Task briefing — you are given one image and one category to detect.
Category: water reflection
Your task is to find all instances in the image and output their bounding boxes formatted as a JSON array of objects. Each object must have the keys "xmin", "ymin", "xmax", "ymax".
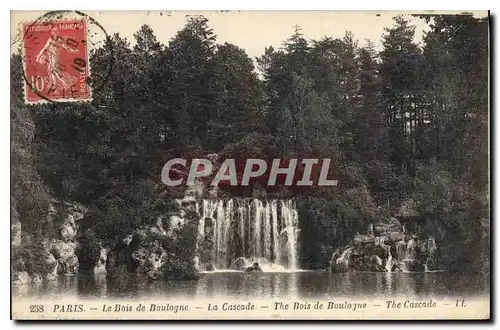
[{"xmin": 12, "ymin": 271, "xmax": 488, "ymax": 300}]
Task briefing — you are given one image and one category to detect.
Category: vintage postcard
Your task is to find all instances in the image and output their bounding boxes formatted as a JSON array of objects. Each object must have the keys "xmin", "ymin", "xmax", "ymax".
[{"xmin": 10, "ymin": 10, "xmax": 490, "ymax": 320}]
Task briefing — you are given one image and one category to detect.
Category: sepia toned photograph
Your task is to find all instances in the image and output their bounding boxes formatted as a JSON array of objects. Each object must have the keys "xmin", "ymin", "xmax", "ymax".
[{"xmin": 10, "ymin": 10, "xmax": 490, "ymax": 320}]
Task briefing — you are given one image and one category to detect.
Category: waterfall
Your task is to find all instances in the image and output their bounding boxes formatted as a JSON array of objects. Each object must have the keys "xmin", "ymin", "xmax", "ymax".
[
  {"xmin": 385, "ymin": 252, "xmax": 394, "ymax": 272},
  {"xmin": 369, "ymin": 223, "xmax": 374, "ymax": 235},
  {"xmin": 380, "ymin": 237, "xmax": 394, "ymax": 272},
  {"xmin": 394, "ymin": 241, "xmax": 406, "ymax": 260},
  {"xmin": 425, "ymin": 237, "xmax": 438, "ymax": 271},
  {"xmin": 336, "ymin": 247, "xmax": 353, "ymax": 272},
  {"xmin": 196, "ymin": 198, "xmax": 300, "ymax": 271},
  {"xmin": 280, "ymin": 200, "xmax": 299, "ymax": 270},
  {"xmin": 428, "ymin": 237, "xmax": 437, "ymax": 256},
  {"xmin": 405, "ymin": 238, "xmax": 417, "ymax": 260}
]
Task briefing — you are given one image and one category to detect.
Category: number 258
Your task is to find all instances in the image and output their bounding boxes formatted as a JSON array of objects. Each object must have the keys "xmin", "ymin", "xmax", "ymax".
[{"xmin": 29, "ymin": 305, "xmax": 44, "ymax": 313}]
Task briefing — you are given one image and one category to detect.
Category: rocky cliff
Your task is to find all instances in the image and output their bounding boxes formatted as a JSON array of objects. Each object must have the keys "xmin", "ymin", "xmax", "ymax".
[
  {"xmin": 12, "ymin": 196, "xmax": 202, "ymax": 285},
  {"xmin": 104, "ymin": 196, "xmax": 200, "ymax": 280},
  {"xmin": 330, "ymin": 218, "xmax": 439, "ymax": 273},
  {"xmin": 12, "ymin": 201, "xmax": 86, "ymax": 285}
]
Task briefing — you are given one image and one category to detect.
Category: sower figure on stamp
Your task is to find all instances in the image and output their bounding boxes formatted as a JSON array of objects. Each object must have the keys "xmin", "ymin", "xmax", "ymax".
[{"xmin": 36, "ymin": 26, "xmax": 78, "ymax": 93}]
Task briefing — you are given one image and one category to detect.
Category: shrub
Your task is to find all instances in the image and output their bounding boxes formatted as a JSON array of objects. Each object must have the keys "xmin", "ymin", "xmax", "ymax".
[
  {"xmin": 160, "ymin": 258, "xmax": 199, "ymax": 280},
  {"xmin": 76, "ymin": 230, "xmax": 102, "ymax": 272}
]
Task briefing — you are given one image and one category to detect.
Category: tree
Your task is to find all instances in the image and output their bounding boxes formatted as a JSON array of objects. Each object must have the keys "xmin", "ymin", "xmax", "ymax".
[
  {"xmin": 354, "ymin": 42, "xmax": 387, "ymax": 162},
  {"xmin": 11, "ymin": 54, "xmax": 50, "ymax": 235},
  {"xmin": 421, "ymin": 14, "xmax": 489, "ymax": 190},
  {"xmin": 152, "ymin": 16, "xmax": 217, "ymax": 150},
  {"xmin": 380, "ymin": 16, "xmax": 423, "ymax": 176},
  {"xmin": 207, "ymin": 42, "xmax": 264, "ymax": 150}
]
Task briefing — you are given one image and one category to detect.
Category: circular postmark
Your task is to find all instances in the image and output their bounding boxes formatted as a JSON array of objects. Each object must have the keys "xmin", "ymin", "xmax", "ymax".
[{"xmin": 20, "ymin": 10, "xmax": 114, "ymax": 104}]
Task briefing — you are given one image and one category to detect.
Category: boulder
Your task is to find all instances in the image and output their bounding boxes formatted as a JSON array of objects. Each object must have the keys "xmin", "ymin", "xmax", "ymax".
[
  {"xmin": 105, "ymin": 248, "xmax": 124, "ymax": 274},
  {"xmin": 405, "ymin": 239, "xmax": 417, "ymax": 260},
  {"xmin": 350, "ymin": 246, "xmax": 366, "ymax": 256},
  {"xmin": 373, "ymin": 218, "xmax": 403, "ymax": 235},
  {"xmin": 373, "ymin": 244, "xmax": 389, "ymax": 259},
  {"xmin": 167, "ymin": 215, "xmax": 185, "ymax": 237},
  {"xmin": 230, "ymin": 257, "xmax": 249, "ymax": 270},
  {"xmin": 21, "ymin": 231, "xmax": 34, "ymax": 246},
  {"xmin": 55, "ymin": 253, "xmax": 78, "ymax": 275},
  {"xmin": 50, "ymin": 240, "xmax": 74, "ymax": 259},
  {"xmin": 373, "ymin": 225, "xmax": 387, "ymax": 235},
  {"xmin": 417, "ymin": 239, "xmax": 428, "ymax": 256},
  {"xmin": 131, "ymin": 248, "xmax": 149, "ymax": 269},
  {"xmin": 330, "ymin": 252, "xmax": 340, "ymax": 272},
  {"xmin": 425, "ymin": 257, "xmax": 438, "ymax": 271},
  {"xmin": 131, "ymin": 240, "xmax": 167, "ymax": 279},
  {"xmin": 193, "ymin": 256, "xmax": 200, "ymax": 272},
  {"xmin": 333, "ymin": 248, "xmax": 353, "ymax": 273},
  {"xmin": 59, "ymin": 206, "xmax": 85, "ymax": 242},
  {"xmin": 32, "ymin": 274, "xmax": 43, "ymax": 283},
  {"xmin": 395, "ymin": 199, "xmax": 419, "ymax": 218},
  {"xmin": 122, "ymin": 234, "xmax": 134, "ymax": 245},
  {"xmin": 370, "ymin": 255, "xmax": 383, "ymax": 267},
  {"xmin": 12, "ymin": 271, "xmax": 31, "ymax": 286},
  {"xmin": 60, "ymin": 222, "xmax": 76, "ymax": 242},
  {"xmin": 14, "ymin": 246, "xmax": 61, "ymax": 280},
  {"xmin": 387, "ymin": 218, "xmax": 403, "ymax": 231},
  {"xmin": 44, "ymin": 252, "xmax": 59, "ymax": 280},
  {"xmin": 94, "ymin": 247, "xmax": 108, "ymax": 274},
  {"xmin": 181, "ymin": 200, "xmax": 199, "ymax": 214},
  {"xmin": 353, "ymin": 234, "xmax": 376, "ymax": 245},
  {"xmin": 12, "ymin": 248, "xmax": 30, "ymax": 272},
  {"xmin": 399, "ymin": 259, "xmax": 425, "ymax": 272},
  {"xmin": 147, "ymin": 226, "xmax": 167, "ymax": 240},
  {"xmin": 130, "ymin": 230, "xmax": 147, "ymax": 248},
  {"xmin": 394, "ymin": 241, "xmax": 407, "ymax": 260},
  {"xmin": 385, "ymin": 232, "xmax": 405, "ymax": 243},
  {"xmin": 12, "ymin": 220, "xmax": 22, "ymax": 248}
]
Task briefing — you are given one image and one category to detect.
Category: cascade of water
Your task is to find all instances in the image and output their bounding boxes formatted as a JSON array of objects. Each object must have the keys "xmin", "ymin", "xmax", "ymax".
[
  {"xmin": 287, "ymin": 200, "xmax": 299, "ymax": 269},
  {"xmin": 271, "ymin": 200, "xmax": 279, "ymax": 264},
  {"xmin": 405, "ymin": 238, "xmax": 416, "ymax": 260},
  {"xmin": 196, "ymin": 198, "xmax": 299, "ymax": 270},
  {"xmin": 238, "ymin": 201, "xmax": 246, "ymax": 258},
  {"xmin": 399, "ymin": 260, "xmax": 409, "ymax": 272},
  {"xmin": 336, "ymin": 247, "xmax": 353, "ymax": 271},
  {"xmin": 222, "ymin": 200, "xmax": 233, "ymax": 267},
  {"xmin": 428, "ymin": 237, "xmax": 437, "ymax": 256},
  {"xmin": 253, "ymin": 199, "xmax": 262, "ymax": 258},
  {"xmin": 424, "ymin": 237, "xmax": 438, "ymax": 271},
  {"xmin": 369, "ymin": 223, "xmax": 374, "ymax": 235},
  {"xmin": 395, "ymin": 241, "xmax": 406, "ymax": 260},
  {"xmin": 278, "ymin": 199, "xmax": 298, "ymax": 269},
  {"xmin": 380, "ymin": 237, "xmax": 394, "ymax": 272},
  {"xmin": 385, "ymin": 252, "xmax": 394, "ymax": 272},
  {"xmin": 263, "ymin": 202, "xmax": 272, "ymax": 261}
]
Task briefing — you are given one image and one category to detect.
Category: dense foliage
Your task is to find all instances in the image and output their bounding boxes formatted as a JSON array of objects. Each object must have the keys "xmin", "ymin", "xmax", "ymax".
[{"xmin": 11, "ymin": 14, "xmax": 489, "ymax": 272}]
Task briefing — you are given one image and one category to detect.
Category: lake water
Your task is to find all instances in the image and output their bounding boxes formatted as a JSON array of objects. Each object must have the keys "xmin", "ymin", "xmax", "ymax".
[{"xmin": 12, "ymin": 270, "xmax": 489, "ymax": 300}]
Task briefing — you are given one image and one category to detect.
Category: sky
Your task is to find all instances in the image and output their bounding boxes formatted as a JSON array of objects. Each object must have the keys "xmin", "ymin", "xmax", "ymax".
[
  {"xmin": 10, "ymin": 10, "xmax": 488, "ymax": 60},
  {"xmin": 11, "ymin": 11, "xmax": 487, "ymax": 59}
]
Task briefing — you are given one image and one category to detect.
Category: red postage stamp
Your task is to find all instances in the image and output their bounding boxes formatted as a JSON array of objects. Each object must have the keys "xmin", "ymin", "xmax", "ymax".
[{"xmin": 22, "ymin": 20, "xmax": 91, "ymax": 103}]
